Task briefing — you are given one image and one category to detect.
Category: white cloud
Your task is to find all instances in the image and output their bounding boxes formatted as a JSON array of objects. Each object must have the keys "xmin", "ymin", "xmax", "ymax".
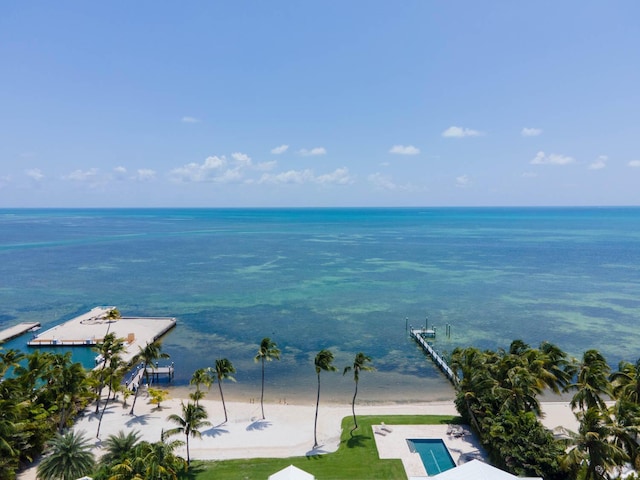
[
  {"xmin": 368, "ymin": 173, "xmax": 397, "ymax": 190},
  {"xmin": 25, "ymin": 168, "xmax": 44, "ymax": 181},
  {"xmin": 315, "ymin": 167, "xmax": 352, "ymax": 185},
  {"xmin": 271, "ymin": 145, "xmax": 289, "ymax": 155},
  {"xmin": 64, "ymin": 168, "xmax": 100, "ymax": 182},
  {"xmin": 442, "ymin": 126, "xmax": 482, "ymax": 138},
  {"xmin": 521, "ymin": 127, "xmax": 542, "ymax": 137},
  {"xmin": 588, "ymin": 155, "xmax": 608, "ymax": 170},
  {"xmin": 133, "ymin": 169, "xmax": 156, "ymax": 182},
  {"xmin": 231, "ymin": 152, "xmax": 252, "ymax": 167},
  {"xmin": 530, "ymin": 151, "xmax": 575, "ymax": 165},
  {"xmin": 389, "ymin": 145, "xmax": 420, "ymax": 155},
  {"xmin": 169, "ymin": 156, "xmax": 229, "ymax": 183},
  {"xmin": 379, "ymin": 162, "xmax": 390, "ymax": 167},
  {"xmin": 298, "ymin": 147, "xmax": 327, "ymax": 156},
  {"xmin": 258, "ymin": 167, "xmax": 351, "ymax": 185},
  {"xmin": 255, "ymin": 160, "xmax": 277, "ymax": 171},
  {"xmin": 181, "ymin": 116, "xmax": 199, "ymax": 123},
  {"xmin": 629, "ymin": 160, "xmax": 640, "ymax": 168},
  {"xmin": 258, "ymin": 169, "xmax": 314, "ymax": 185},
  {"xmin": 455, "ymin": 175, "xmax": 471, "ymax": 187}
]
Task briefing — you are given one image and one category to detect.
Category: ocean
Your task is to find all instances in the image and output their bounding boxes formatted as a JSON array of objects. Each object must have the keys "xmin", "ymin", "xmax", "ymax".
[{"xmin": 1, "ymin": 207, "xmax": 639, "ymax": 404}]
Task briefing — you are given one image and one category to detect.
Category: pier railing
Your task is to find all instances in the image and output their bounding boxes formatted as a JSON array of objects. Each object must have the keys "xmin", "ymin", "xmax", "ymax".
[{"xmin": 410, "ymin": 328, "xmax": 458, "ymax": 386}]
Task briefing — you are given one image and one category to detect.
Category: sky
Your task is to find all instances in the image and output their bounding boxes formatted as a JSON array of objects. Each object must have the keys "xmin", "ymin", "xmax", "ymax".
[{"xmin": 1, "ymin": 1, "xmax": 639, "ymax": 208}]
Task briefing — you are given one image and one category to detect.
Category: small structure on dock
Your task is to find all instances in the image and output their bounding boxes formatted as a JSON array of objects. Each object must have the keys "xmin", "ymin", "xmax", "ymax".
[{"xmin": 410, "ymin": 327, "xmax": 458, "ymax": 385}]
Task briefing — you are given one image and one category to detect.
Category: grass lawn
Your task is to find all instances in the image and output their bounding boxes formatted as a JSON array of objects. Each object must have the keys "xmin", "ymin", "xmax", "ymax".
[{"xmin": 187, "ymin": 414, "xmax": 461, "ymax": 480}]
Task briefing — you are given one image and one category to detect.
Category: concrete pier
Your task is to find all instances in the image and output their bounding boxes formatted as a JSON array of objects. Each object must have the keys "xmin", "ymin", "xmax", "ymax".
[
  {"xmin": 27, "ymin": 307, "xmax": 177, "ymax": 364},
  {"xmin": 0, "ymin": 322, "xmax": 41, "ymax": 343}
]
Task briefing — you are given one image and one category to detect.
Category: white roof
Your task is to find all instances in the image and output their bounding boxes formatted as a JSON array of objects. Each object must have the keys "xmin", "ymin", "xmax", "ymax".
[
  {"xmin": 268, "ymin": 464, "xmax": 315, "ymax": 480},
  {"xmin": 430, "ymin": 460, "xmax": 542, "ymax": 480}
]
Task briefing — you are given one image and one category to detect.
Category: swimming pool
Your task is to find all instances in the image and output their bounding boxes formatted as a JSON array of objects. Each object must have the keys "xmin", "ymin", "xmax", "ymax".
[{"xmin": 408, "ymin": 439, "xmax": 456, "ymax": 475}]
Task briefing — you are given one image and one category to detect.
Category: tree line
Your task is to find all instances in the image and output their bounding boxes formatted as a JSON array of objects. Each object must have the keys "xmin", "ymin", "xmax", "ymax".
[
  {"xmin": 450, "ymin": 340, "xmax": 640, "ymax": 480},
  {"xmin": 0, "ymin": 333, "xmax": 374, "ymax": 480}
]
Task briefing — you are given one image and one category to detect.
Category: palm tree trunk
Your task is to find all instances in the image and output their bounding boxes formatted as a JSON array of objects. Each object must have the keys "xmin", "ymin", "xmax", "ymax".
[
  {"xmin": 218, "ymin": 381, "xmax": 228, "ymax": 424},
  {"xmin": 351, "ymin": 380, "xmax": 359, "ymax": 431},
  {"xmin": 97, "ymin": 381, "xmax": 113, "ymax": 438},
  {"xmin": 186, "ymin": 433, "xmax": 190, "ymax": 466},
  {"xmin": 314, "ymin": 373, "xmax": 321, "ymax": 448},
  {"xmin": 260, "ymin": 358, "xmax": 265, "ymax": 419},
  {"xmin": 129, "ymin": 362, "xmax": 146, "ymax": 415}
]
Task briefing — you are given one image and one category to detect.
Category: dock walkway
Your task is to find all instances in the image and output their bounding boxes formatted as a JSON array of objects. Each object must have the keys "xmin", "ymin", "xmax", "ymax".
[
  {"xmin": 126, "ymin": 363, "xmax": 175, "ymax": 391},
  {"xmin": 410, "ymin": 328, "xmax": 458, "ymax": 385},
  {"xmin": 0, "ymin": 322, "xmax": 41, "ymax": 343}
]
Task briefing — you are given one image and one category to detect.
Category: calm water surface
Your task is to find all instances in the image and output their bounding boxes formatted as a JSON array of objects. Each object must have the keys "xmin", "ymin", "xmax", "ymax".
[{"xmin": 1, "ymin": 208, "xmax": 639, "ymax": 403}]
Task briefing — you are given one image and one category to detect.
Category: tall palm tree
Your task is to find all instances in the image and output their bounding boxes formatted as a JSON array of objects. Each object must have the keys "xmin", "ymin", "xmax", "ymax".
[
  {"xmin": 313, "ymin": 349, "xmax": 337, "ymax": 448},
  {"xmin": 93, "ymin": 332, "xmax": 126, "ymax": 414},
  {"xmin": 214, "ymin": 358, "xmax": 236, "ymax": 424},
  {"xmin": 165, "ymin": 402, "xmax": 211, "ymax": 466},
  {"xmin": 569, "ymin": 349, "xmax": 611, "ymax": 413},
  {"xmin": 129, "ymin": 341, "xmax": 169, "ymax": 415},
  {"xmin": 343, "ymin": 352, "xmax": 374, "ymax": 432},
  {"xmin": 36, "ymin": 430, "xmax": 95, "ymax": 480},
  {"xmin": 254, "ymin": 337, "xmax": 280, "ymax": 420}
]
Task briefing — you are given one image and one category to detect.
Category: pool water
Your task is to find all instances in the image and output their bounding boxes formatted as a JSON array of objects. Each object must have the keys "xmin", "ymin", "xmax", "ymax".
[{"xmin": 408, "ymin": 439, "xmax": 456, "ymax": 475}]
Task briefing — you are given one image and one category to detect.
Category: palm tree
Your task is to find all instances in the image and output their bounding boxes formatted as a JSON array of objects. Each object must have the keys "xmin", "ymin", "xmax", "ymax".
[
  {"xmin": 569, "ymin": 349, "xmax": 611, "ymax": 413},
  {"xmin": 108, "ymin": 439, "xmax": 186, "ymax": 480},
  {"xmin": 561, "ymin": 407, "xmax": 629, "ymax": 479},
  {"xmin": 129, "ymin": 341, "xmax": 169, "ymax": 415},
  {"xmin": 36, "ymin": 431, "xmax": 95, "ymax": 480},
  {"xmin": 165, "ymin": 402, "xmax": 211, "ymax": 466},
  {"xmin": 343, "ymin": 352, "xmax": 374, "ymax": 432},
  {"xmin": 611, "ymin": 358, "xmax": 640, "ymax": 404},
  {"xmin": 313, "ymin": 349, "xmax": 337, "ymax": 448},
  {"xmin": 254, "ymin": 337, "xmax": 281, "ymax": 420},
  {"xmin": 0, "ymin": 348, "xmax": 25, "ymax": 379},
  {"xmin": 93, "ymin": 332, "xmax": 126, "ymax": 414},
  {"xmin": 213, "ymin": 358, "xmax": 236, "ymax": 424},
  {"xmin": 189, "ymin": 367, "xmax": 212, "ymax": 406},
  {"xmin": 101, "ymin": 430, "xmax": 141, "ymax": 467}
]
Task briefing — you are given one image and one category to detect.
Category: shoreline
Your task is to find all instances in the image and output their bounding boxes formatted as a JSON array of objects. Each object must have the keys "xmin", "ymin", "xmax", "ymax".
[{"xmin": 16, "ymin": 389, "xmax": 579, "ymax": 480}]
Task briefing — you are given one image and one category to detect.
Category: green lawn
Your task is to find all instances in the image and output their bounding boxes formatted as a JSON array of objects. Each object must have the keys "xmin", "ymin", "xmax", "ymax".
[{"xmin": 187, "ymin": 414, "xmax": 461, "ymax": 480}]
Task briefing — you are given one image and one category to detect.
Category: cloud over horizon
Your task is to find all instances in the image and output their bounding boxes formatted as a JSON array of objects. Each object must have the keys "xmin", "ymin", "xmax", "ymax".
[
  {"xmin": 442, "ymin": 126, "xmax": 482, "ymax": 138},
  {"xmin": 521, "ymin": 127, "xmax": 542, "ymax": 137},
  {"xmin": 389, "ymin": 145, "xmax": 420, "ymax": 155},
  {"xmin": 530, "ymin": 151, "xmax": 575, "ymax": 166}
]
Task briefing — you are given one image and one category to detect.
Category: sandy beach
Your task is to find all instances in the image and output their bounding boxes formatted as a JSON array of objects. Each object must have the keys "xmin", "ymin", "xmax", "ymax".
[{"xmin": 16, "ymin": 386, "xmax": 579, "ymax": 479}]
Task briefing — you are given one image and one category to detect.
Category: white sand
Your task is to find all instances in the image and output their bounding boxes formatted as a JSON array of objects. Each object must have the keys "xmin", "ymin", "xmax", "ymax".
[{"xmin": 16, "ymin": 390, "xmax": 580, "ymax": 480}]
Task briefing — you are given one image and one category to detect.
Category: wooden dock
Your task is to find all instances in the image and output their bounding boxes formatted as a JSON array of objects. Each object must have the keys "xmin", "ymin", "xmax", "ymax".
[
  {"xmin": 410, "ymin": 328, "xmax": 458, "ymax": 385},
  {"xmin": 126, "ymin": 363, "xmax": 175, "ymax": 391},
  {"xmin": 0, "ymin": 322, "xmax": 41, "ymax": 343}
]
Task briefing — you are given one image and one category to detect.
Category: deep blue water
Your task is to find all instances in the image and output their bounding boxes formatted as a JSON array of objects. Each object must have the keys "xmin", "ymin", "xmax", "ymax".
[{"xmin": 1, "ymin": 207, "xmax": 639, "ymax": 403}]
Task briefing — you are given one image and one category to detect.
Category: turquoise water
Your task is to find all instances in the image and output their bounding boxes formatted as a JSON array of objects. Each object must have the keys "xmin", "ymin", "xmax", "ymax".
[
  {"xmin": 409, "ymin": 439, "xmax": 456, "ymax": 475},
  {"xmin": 1, "ymin": 208, "xmax": 639, "ymax": 403}
]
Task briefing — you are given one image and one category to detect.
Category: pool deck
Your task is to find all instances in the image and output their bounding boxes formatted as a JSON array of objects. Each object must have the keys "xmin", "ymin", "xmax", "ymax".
[
  {"xmin": 27, "ymin": 306, "xmax": 177, "ymax": 364},
  {"xmin": 373, "ymin": 423, "xmax": 486, "ymax": 479}
]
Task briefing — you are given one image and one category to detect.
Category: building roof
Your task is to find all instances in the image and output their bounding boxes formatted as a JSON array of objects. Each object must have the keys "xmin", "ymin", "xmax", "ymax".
[{"xmin": 430, "ymin": 460, "xmax": 542, "ymax": 480}]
